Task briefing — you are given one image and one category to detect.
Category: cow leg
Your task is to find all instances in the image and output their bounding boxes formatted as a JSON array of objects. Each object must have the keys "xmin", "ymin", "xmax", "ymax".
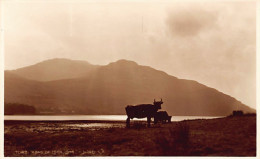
[
  {"xmin": 168, "ymin": 116, "xmax": 172, "ymax": 123},
  {"xmin": 126, "ymin": 117, "xmax": 130, "ymax": 128},
  {"xmin": 154, "ymin": 117, "xmax": 158, "ymax": 124},
  {"xmin": 147, "ymin": 116, "xmax": 151, "ymax": 127}
]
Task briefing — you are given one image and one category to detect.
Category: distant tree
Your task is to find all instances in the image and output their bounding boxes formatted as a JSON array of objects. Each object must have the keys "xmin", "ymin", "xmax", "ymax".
[{"xmin": 4, "ymin": 103, "xmax": 36, "ymax": 115}]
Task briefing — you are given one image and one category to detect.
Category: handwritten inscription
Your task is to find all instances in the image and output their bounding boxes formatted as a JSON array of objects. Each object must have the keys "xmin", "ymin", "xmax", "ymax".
[{"xmin": 14, "ymin": 149, "xmax": 105, "ymax": 156}]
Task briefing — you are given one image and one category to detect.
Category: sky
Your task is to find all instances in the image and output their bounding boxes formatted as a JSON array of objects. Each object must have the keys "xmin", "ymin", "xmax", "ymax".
[{"xmin": 2, "ymin": 0, "xmax": 257, "ymax": 108}]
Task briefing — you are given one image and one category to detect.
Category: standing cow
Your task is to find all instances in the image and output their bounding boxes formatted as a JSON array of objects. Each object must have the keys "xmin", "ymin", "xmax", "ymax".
[{"xmin": 125, "ymin": 99, "xmax": 163, "ymax": 127}]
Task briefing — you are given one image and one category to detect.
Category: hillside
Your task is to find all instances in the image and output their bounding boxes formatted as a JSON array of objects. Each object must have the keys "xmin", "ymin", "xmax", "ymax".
[
  {"xmin": 4, "ymin": 59, "xmax": 255, "ymax": 116},
  {"xmin": 4, "ymin": 103, "xmax": 36, "ymax": 115},
  {"xmin": 9, "ymin": 58, "xmax": 99, "ymax": 81}
]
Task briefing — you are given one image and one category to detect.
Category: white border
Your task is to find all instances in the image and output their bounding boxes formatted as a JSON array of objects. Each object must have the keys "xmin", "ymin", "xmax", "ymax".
[
  {"xmin": 1, "ymin": 0, "xmax": 259, "ymax": 159},
  {"xmin": 0, "ymin": 0, "xmax": 5, "ymax": 159}
]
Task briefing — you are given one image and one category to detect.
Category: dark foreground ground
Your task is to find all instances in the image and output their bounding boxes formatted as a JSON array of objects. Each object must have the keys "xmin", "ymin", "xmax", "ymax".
[{"xmin": 4, "ymin": 115, "xmax": 256, "ymax": 156}]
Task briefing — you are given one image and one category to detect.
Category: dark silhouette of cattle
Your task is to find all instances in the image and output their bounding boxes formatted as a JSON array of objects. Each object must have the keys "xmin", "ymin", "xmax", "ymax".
[
  {"xmin": 154, "ymin": 111, "xmax": 172, "ymax": 124},
  {"xmin": 125, "ymin": 99, "xmax": 163, "ymax": 127},
  {"xmin": 233, "ymin": 110, "xmax": 244, "ymax": 116}
]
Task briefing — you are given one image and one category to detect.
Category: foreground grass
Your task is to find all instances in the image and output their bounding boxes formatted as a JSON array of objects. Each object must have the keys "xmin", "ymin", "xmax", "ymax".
[{"xmin": 4, "ymin": 115, "xmax": 256, "ymax": 156}]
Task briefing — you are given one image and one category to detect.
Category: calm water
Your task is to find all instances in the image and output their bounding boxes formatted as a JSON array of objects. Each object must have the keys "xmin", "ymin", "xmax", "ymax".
[{"xmin": 4, "ymin": 115, "xmax": 221, "ymax": 121}]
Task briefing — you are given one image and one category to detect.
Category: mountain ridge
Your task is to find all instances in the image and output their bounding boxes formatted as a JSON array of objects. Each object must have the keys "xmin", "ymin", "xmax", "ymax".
[
  {"xmin": 4, "ymin": 58, "xmax": 255, "ymax": 116},
  {"xmin": 9, "ymin": 58, "xmax": 100, "ymax": 81}
]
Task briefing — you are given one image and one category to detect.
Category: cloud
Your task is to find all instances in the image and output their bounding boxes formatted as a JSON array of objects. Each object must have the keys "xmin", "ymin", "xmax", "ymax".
[
  {"xmin": 162, "ymin": 2, "xmax": 256, "ymax": 108},
  {"xmin": 166, "ymin": 6, "xmax": 218, "ymax": 37}
]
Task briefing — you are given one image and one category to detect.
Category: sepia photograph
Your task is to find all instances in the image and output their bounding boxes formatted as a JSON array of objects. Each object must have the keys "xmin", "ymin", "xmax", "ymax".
[{"xmin": 0, "ymin": 0, "xmax": 258, "ymax": 157}]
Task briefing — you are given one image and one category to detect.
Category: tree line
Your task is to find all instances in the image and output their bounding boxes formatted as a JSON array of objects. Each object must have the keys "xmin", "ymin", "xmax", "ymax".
[{"xmin": 4, "ymin": 103, "xmax": 36, "ymax": 115}]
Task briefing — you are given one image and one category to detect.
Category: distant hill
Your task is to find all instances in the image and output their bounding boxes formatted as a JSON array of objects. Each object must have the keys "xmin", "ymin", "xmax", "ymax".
[
  {"xmin": 9, "ymin": 58, "xmax": 99, "ymax": 81},
  {"xmin": 5, "ymin": 103, "xmax": 36, "ymax": 115},
  {"xmin": 4, "ymin": 59, "xmax": 255, "ymax": 116}
]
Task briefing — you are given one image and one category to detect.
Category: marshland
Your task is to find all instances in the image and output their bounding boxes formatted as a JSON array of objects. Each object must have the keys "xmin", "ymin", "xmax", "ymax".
[{"xmin": 4, "ymin": 114, "xmax": 256, "ymax": 156}]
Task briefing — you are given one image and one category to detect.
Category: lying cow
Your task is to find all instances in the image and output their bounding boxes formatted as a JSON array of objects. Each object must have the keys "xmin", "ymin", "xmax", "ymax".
[
  {"xmin": 154, "ymin": 111, "xmax": 172, "ymax": 124},
  {"xmin": 125, "ymin": 99, "xmax": 163, "ymax": 127}
]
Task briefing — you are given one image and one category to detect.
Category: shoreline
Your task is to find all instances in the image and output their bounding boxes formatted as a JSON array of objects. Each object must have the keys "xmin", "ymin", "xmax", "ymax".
[
  {"xmin": 4, "ymin": 115, "xmax": 256, "ymax": 156},
  {"xmin": 4, "ymin": 115, "xmax": 224, "ymax": 122}
]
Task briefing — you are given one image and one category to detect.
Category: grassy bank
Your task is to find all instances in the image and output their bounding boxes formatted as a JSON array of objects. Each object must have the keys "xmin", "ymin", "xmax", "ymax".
[{"xmin": 4, "ymin": 115, "xmax": 256, "ymax": 156}]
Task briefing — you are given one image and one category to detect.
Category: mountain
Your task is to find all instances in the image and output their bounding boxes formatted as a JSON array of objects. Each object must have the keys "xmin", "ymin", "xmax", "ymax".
[
  {"xmin": 9, "ymin": 58, "xmax": 99, "ymax": 81},
  {"xmin": 4, "ymin": 59, "xmax": 255, "ymax": 116}
]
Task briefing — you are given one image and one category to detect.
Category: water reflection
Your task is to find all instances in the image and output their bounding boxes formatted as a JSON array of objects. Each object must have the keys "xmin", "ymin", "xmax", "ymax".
[
  {"xmin": 67, "ymin": 123, "xmax": 124, "ymax": 130},
  {"xmin": 4, "ymin": 115, "xmax": 221, "ymax": 121}
]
